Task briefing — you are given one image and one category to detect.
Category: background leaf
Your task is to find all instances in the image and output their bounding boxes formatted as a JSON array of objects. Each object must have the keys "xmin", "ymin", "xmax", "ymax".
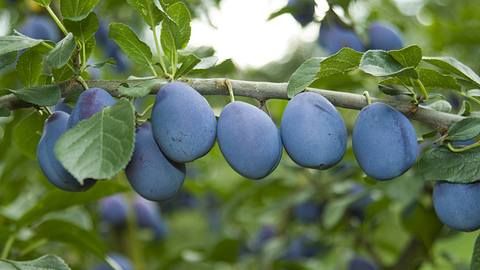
[
  {"xmin": 60, "ymin": 0, "xmax": 99, "ymax": 21},
  {"xmin": 13, "ymin": 111, "xmax": 47, "ymax": 160},
  {"xmin": 0, "ymin": 36, "xmax": 44, "ymax": 55},
  {"xmin": 109, "ymin": 23, "xmax": 154, "ymax": 70},
  {"xmin": 46, "ymin": 33, "xmax": 76, "ymax": 69},
  {"xmin": 1, "ymin": 255, "xmax": 71, "ymax": 270},
  {"xmin": 16, "ymin": 49, "xmax": 43, "ymax": 87},
  {"xmin": 64, "ymin": 13, "xmax": 99, "ymax": 43},
  {"xmin": 423, "ymin": 56, "xmax": 480, "ymax": 87}
]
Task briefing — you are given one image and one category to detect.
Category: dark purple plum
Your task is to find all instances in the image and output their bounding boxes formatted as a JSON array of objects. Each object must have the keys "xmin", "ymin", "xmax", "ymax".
[
  {"xmin": 433, "ymin": 181, "xmax": 480, "ymax": 232},
  {"xmin": 126, "ymin": 123, "xmax": 186, "ymax": 201},
  {"xmin": 318, "ymin": 22, "xmax": 365, "ymax": 54},
  {"xmin": 367, "ymin": 22, "xmax": 404, "ymax": 51},
  {"xmin": 93, "ymin": 253, "xmax": 132, "ymax": 270},
  {"xmin": 281, "ymin": 92, "xmax": 347, "ymax": 169},
  {"xmin": 151, "ymin": 82, "xmax": 216, "ymax": 163},
  {"xmin": 37, "ymin": 112, "xmax": 95, "ymax": 191},
  {"xmin": 19, "ymin": 16, "xmax": 60, "ymax": 41},
  {"xmin": 217, "ymin": 101, "xmax": 282, "ymax": 179},
  {"xmin": 68, "ymin": 88, "xmax": 116, "ymax": 128},
  {"xmin": 53, "ymin": 99, "xmax": 72, "ymax": 114},
  {"xmin": 293, "ymin": 201, "xmax": 323, "ymax": 223},
  {"xmin": 134, "ymin": 196, "xmax": 168, "ymax": 239},
  {"xmin": 352, "ymin": 103, "xmax": 418, "ymax": 180},
  {"xmin": 99, "ymin": 195, "xmax": 128, "ymax": 227},
  {"xmin": 287, "ymin": 0, "xmax": 315, "ymax": 26},
  {"xmin": 348, "ymin": 256, "xmax": 378, "ymax": 270}
]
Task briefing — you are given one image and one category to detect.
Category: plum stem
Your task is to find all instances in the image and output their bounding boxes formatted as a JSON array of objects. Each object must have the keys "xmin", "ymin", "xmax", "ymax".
[
  {"xmin": 225, "ymin": 79, "xmax": 235, "ymax": 102},
  {"xmin": 447, "ymin": 142, "xmax": 480, "ymax": 153},
  {"xmin": 363, "ymin": 91, "xmax": 372, "ymax": 105},
  {"xmin": 1, "ymin": 234, "xmax": 16, "ymax": 259},
  {"xmin": 416, "ymin": 79, "xmax": 429, "ymax": 101},
  {"xmin": 45, "ymin": 6, "xmax": 68, "ymax": 36}
]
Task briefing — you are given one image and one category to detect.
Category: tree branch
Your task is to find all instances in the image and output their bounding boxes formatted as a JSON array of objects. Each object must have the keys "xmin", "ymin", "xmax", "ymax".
[{"xmin": 0, "ymin": 78, "xmax": 464, "ymax": 129}]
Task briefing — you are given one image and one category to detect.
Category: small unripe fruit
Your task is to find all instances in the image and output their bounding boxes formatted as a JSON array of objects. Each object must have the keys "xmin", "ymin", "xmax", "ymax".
[
  {"xmin": 37, "ymin": 112, "xmax": 95, "ymax": 191},
  {"xmin": 151, "ymin": 82, "xmax": 217, "ymax": 163},
  {"xmin": 352, "ymin": 103, "xmax": 418, "ymax": 180},
  {"xmin": 126, "ymin": 123, "xmax": 186, "ymax": 201},
  {"xmin": 217, "ymin": 101, "xmax": 282, "ymax": 179},
  {"xmin": 68, "ymin": 88, "xmax": 116, "ymax": 128},
  {"xmin": 281, "ymin": 92, "xmax": 347, "ymax": 169},
  {"xmin": 433, "ymin": 181, "xmax": 480, "ymax": 232}
]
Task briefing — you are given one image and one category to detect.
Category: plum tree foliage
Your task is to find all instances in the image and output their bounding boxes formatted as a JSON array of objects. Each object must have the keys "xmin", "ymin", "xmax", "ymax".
[{"xmin": 1, "ymin": 0, "xmax": 480, "ymax": 269}]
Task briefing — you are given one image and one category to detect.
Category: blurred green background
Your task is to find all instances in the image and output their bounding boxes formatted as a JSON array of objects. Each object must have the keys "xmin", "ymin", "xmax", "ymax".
[{"xmin": 0, "ymin": 0, "xmax": 479, "ymax": 269}]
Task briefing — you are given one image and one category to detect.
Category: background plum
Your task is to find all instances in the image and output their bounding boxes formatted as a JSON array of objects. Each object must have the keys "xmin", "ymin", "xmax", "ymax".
[
  {"xmin": 282, "ymin": 235, "xmax": 320, "ymax": 260},
  {"xmin": 68, "ymin": 88, "xmax": 116, "ymax": 128},
  {"xmin": 37, "ymin": 112, "xmax": 95, "ymax": 191},
  {"xmin": 93, "ymin": 253, "xmax": 132, "ymax": 270},
  {"xmin": 217, "ymin": 101, "xmax": 282, "ymax": 179},
  {"xmin": 18, "ymin": 15, "xmax": 60, "ymax": 41},
  {"xmin": 348, "ymin": 256, "xmax": 378, "ymax": 270},
  {"xmin": 287, "ymin": 0, "xmax": 315, "ymax": 26},
  {"xmin": 433, "ymin": 181, "xmax": 480, "ymax": 232},
  {"xmin": 318, "ymin": 21, "xmax": 365, "ymax": 54},
  {"xmin": 293, "ymin": 201, "xmax": 323, "ymax": 223},
  {"xmin": 281, "ymin": 92, "xmax": 347, "ymax": 169},
  {"xmin": 151, "ymin": 82, "xmax": 217, "ymax": 163},
  {"xmin": 99, "ymin": 195, "xmax": 128, "ymax": 227},
  {"xmin": 95, "ymin": 20, "xmax": 130, "ymax": 72},
  {"xmin": 367, "ymin": 22, "xmax": 404, "ymax": 51},
  {"xmin": 125, "ymin": 123, "xmax": 186, "ymax": 201},
  {"xmin": 352, "ymin": 103, "xmax": 418, "ymax": 180}
]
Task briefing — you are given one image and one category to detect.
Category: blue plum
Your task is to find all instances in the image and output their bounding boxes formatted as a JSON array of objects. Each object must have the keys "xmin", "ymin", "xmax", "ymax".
[
  {"xmin": 251, "ymin": 225, "xmax": 276, "ymax": 251},
  {"xmin": 287, "ymin": 0, "xmax": 315, "ymax": 26},
  {"xmin": 318, "ymin": 22, "xmax": 365, "ymax": 54},
  {"xmin": 99, "ymin": 195, "xmax": 128, "ymax": 227},
  {"xmin": 348, "ymin": 184, "xmax": 374, "ymax": 220},
  {"xmin": 282, "ymin": 236, "xmax": 320, "ymax": 260},
  {"xmin": 126, "ymin": 123, "xmax": 186, "ymax": 201},
  {"xmin": 95, "ymin": 20, "xmax": 130, "ymax": 72},
  {"xmin": 19, "ymin": 16, "xmax": 60, "ymax": 41},
  {"xmin": 217, "ymin": 101, "xmax": 282, "ymax": 179},
  {"xmin": 53, "ymin": 99, "xmax": 72, "ymax": 114},
  {"xmin": 281, "ymin": 92, "xmax": 347, "ymax": 169},
  {"xmin": 352, "ymin": 103, "xmax": 418, "ymax": 180},
  {"xmin": 368, "ymin": 22, "xmax": 404, "ymax": 51},
  {"xmin": 151, "ymin": 82, "xmax": 216, "ymax": 163},
  {"xmin": 93, "ymin": 253, "xmax": 132, "ymax": 270},
  {"xmin": 293, "ymin": 201, "xmax": 323, "ymax": 223},
  {"xmin": 37, "ymin": 112, "xmax": 95, "ymax": 191},
  {"xmin": 433, "ymin": 181, "xmax": 480, "ymax": 232},
  {"xmin": 348, "ymin": 256, "xmax": 378, "ymax": 270},
  {"xmin": 134, "ymin": 196, "xmax": 168, "ymax": 239},
  {"xmin": 68, "ymin": 88, "xmax": 116, "ymax": 128}
]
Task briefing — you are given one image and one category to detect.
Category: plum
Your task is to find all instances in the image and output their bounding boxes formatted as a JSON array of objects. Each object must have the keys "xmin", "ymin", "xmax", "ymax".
[
  {"xmin": 134, "ymin": 196, "xmax": 168, "ymax": 239},
  {"xmin": 93, "ymin": 253, "xmax": 132, "ymax": 270},
  {"xmin": 99, "ymin": 195, "xmax": 128, "ymax": 227},
  {"xmin": 19, "ymin": 16, "xmax": 60, "ymax": 41},
  {"xmin": 151, "ymin": 82, "xmax": 216, "ymax": 163},
  {"xmin": 68, "ymin": 88, "xmax": 116, "ymax": 128},
  {"xmin": 37, "ymin": 112, "xmax": 95, "ymax": 191},
  {"xmin": 318, "ymin": 22, "xmax": 365, "ymax": 54},
  {"xmin": 368, "ymin": 22, "xmax": 404, "ymax": 51},
  {"xmin": 217, "ymin": 101, "xmax": 282, "ymax": 179},
  {"xmin": 293, "ymin": 201, "xmax": 323, "ymax": 223},
  {"xmin": 251, "ymin": 225, "xmax": 276, "ymax": 251},
  {"xmin": 348, "ymin": 256, "xmax": 378, "ymax": 270},
  {"xmin": 53, "ymin": 99, "xmax": 72, "ymax": 114},
  {"xmin": 126, "ymin": 123, "xmax": 186, "ymax": 201},
  {"xmin": 287, "ymin": 0, "xmax": 315, "ymax": 26},
  {"xmin": 352, "ymin": 103, "xmax": 418, "ymax": 180},
  {"xmin": 96, "ymin": 20, "xmax": 130, "ymax": 72},
  {"xmin": 281, "ymin": 92, "xmax": 347, "ymax": 169},
  {"xmin": 282, "ymin": 236, "xmax": 320, "ymax": 260},
  {"xmin": 433, "ymin": 181, "xmax": 480, "ymax": 232}
]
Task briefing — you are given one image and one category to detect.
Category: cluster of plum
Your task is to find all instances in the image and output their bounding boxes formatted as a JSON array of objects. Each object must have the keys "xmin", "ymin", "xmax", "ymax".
[
  {"xmin": 38, "ymin": 82, "xmax": 419, "ymax": 203},
  {"xmin": 287, "ymin": 0, "xmax": 404, "ymax": 53}
]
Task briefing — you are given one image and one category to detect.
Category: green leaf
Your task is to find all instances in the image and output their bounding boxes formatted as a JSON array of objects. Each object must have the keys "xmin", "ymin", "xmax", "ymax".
[
  {"xmin": 16, "ymin": 49, "xmax": 43, "ymax": 87},
  {"xmin": 175, "ymin": 54, "xmax": 201, "ymax": 78},
  {"xmin": 379, "ymin": 69, "xmax": 461, "ymax": 90},
  {"xmin": 0, "ymin": 107, "xmax": 10, "ymax": 117},
  {"xmin": 287, "ymin": 57, "xmax": 322, "ymax": 98},
  {"xmin": 109, "ymin": 23, "xmax": 154, "ymax": 70},
  {"xmin": 18, "ymin": 181, "xmax": 128, "ymax": 227},
  {"xmin": 423, "ymin": 56, "xmax": 480, "ymax": 87},
  {"xmin": 13, "ymin": 111, "xmax": 47, "ymax": 160},
  {"xmin": 118, "ymin": 79, "xmax": 160, "ymax": 98},
  {"xmin": 60, "ymin": 0, "xmax": 99, "ymax": 21},
  {"xmin": 446, "ymin": 118, "xmax": 480, "ymax": 141},
  {"xmin": 0, "ymin": 52, "xmax": 17, "ymax": 70},
  {"xmin": 425, "ymin": 100, "xmax": 452, "ymax": 113},
  {"xmin": 401, "ymin": 203, "xmax": 442, "ymax": 247},
  {"xmin": 33, "ymin": 0, "xmax": 52, "ymax": 7},
  {"xmin": 0, "ymin": 35, "xmax": 44, "ymax": 55},
  {"xmin": 165, "ymin": 2, "xmax": 192, "ymax": 50},
  {"xmin": 10, "ymin": 85, "xmax": 61, "ymax": 106},
  {"xmin": 317, "ymin": 47, "xmax": 363, "ymax": 78},
  {"xmin": 33, "ymin": 220, "xmax": 107, "ymax": 258},
  {"xmin": 267, "ymin": 6, "xmax": 295, "ymax": 21},
  {"xmin": 1, "ymin": 255, "xmax": 71, "ymax": 270},
  {"xmin": 46, "ymin": 33, "xmax": 76, "ymax": 69},
  {"xmin": 471, "ymin": 233, "xmax": 480, "ymax": 270},
  {"xmin": 418, "ymin": 146, "xmax": 480, "ymax": 183},
  {"xmin": 64, "ymin": 13, "xmax": 99, "ymax": 43},
  {"xmin": 161, "ymin": 25, "xmax": 177, "ymax": 66},
  {"xmin": 360, "ymin": 50, "xmax": 418, "ymax": 78},
  {"xmin": 55, "ymin": 100, "xmax": 135, "ymax": 183},
  {"xmin": 389, "ymin": 45, "xmax": 422, "ymax": 67},
  {"xmin": 322, "ymin": 193, "xmax": 362, "ymax": 229},
  {"xmin": 127, "ymin": 0, "xmax": 167, "ymax": 29}
]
